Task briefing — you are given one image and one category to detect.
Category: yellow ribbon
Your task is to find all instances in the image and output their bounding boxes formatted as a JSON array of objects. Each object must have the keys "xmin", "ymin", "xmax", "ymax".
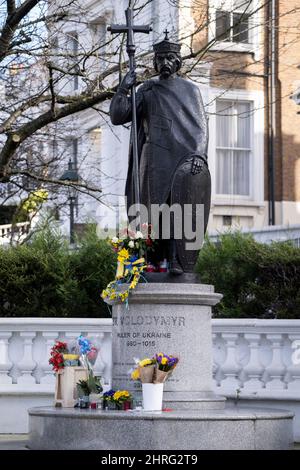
[{"xmin": 116, "ymin": 257, "xmax": 145, "ymax": 279}]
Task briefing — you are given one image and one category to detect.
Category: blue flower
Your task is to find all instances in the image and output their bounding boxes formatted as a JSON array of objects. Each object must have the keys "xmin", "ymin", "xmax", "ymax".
[{"xmin": 77, "ymin": 335, "xmax": 91, "ymax": 355}]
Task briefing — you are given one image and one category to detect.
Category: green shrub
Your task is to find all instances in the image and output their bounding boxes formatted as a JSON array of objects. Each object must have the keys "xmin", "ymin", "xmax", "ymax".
[
  {"xmin": 196, "ymin": 232, "xmax": 300, "ymax": 319},
  {"xmin": 69, "ymin": 226, "xmax": 117, "ymax": 318},
  {"xmin": 0, "ymin": 226, "xmax": 116, "ymax": 318}
]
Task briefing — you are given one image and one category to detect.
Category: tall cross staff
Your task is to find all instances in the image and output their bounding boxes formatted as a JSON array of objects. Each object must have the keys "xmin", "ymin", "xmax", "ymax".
[{"xmin": 107, "ymin": 7, "xmax": 152, "ymax": 230}]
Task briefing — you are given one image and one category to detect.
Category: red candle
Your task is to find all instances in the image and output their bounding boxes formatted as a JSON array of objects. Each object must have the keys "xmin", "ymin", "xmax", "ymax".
[
  {"xmin": 123, "ymin": 400, "xmax": 131, "ymax": 411},
  {"xmin": 90, "ymin": 402, "xmax": 97, "ymax": 410}
]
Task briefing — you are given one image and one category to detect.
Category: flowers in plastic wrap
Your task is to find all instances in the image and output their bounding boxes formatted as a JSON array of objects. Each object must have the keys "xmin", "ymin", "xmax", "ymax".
[
  {"xmin": 131, "ymin": 357, "xmax": 156, "ymax": 383},
  {"xmin": 154, "ymin": 353, "xmax": 179, "ymax": 384},
  {"xmin": 130, "ymin": 353, "xmax": 179, "ymax": 384},
  {"xmin": 49, "ymin": 336, "xmax": 100, "ymax": 372},
  {"xmin": 49, "ymin": 341, "xmax": 68, "ymax": 372}
]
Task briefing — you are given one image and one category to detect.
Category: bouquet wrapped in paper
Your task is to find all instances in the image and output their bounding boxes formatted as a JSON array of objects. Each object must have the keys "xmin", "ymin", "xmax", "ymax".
[
  {"xmin": 131, "ymin": 353, "xmax": 179, "ymax": 384},
  {"xmin": 153, "ymin": 353, "xmax": 179, "ymax": 384}
]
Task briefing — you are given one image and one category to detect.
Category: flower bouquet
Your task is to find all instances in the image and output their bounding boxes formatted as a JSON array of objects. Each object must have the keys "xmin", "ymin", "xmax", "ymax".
[
  {"xmin": 101, "ymin": 225, "xmax": 156, "ymax": 305},
  {"xmin": 131, "ymin": 353, "xmax": 179, "ymax": 411},
  {"xmin": 50, "ymin": 336, "xmax": 101, "ymax": 408},
  {"xmin": 154, "ymin": 353, "xmax": 179, "ymax": 384}
]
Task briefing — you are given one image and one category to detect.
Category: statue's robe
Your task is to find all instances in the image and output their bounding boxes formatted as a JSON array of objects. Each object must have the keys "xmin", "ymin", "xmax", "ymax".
[{"xmin": 110, "ymin": 75, "xmax": 211, "ymax": 272}]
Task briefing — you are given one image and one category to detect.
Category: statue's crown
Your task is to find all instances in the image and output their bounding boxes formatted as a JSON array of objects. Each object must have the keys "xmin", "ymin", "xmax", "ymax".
[{"xmin": 153, "ymin": 30, "xmax": 181, "ymax": 54}]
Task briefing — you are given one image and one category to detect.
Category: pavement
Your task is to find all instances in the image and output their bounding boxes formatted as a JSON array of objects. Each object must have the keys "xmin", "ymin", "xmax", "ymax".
[
  {"xmin": 0, "ymin": 435, "xmax": 28, "ymax": 450},
  {"xmin": 0, "ymin": 434, "xmax": 299, "ymax": 450}
]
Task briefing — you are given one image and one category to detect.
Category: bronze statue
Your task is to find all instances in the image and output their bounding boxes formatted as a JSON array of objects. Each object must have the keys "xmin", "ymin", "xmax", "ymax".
[{"xmin": 109, "ymin": 31, "xmax": 211, "ymax": 276}]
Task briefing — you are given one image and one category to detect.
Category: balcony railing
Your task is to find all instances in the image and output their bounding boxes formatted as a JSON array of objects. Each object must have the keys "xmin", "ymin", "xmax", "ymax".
[{"xmin": 0, "ymin": 222, "xmax": 30, "ymax": 246}]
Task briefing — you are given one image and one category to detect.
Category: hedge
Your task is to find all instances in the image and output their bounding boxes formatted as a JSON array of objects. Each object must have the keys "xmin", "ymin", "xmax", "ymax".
[
  {"xmin": 0, "ymin": 227, "xmax": 116, "ymax": 318},
  {"xmin": 1, "ymin": 229, "xmax": 299, "ymax": 318},
  {"xmin": 196, "ymin": 232, "xmax": 300, "ymax": 319}
]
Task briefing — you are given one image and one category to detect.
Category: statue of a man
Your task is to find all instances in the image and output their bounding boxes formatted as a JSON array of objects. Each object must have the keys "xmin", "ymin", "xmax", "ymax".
[{"xmin": 110, "ymin": 33, "xmax": 211, "ymax": 276}]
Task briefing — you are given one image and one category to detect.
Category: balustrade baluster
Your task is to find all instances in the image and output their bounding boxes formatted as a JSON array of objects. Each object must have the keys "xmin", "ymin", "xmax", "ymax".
[
  {"xmin": 17, "ymin": 332, "xmax": 36, "ymax": 385},
  {"xmin": 282, "ymin": 334, "xmax": 300, "ymax": 392},
  {"xmin": 0, "ymin": 332, "xmax": 13, "ymax": 384},
  {"xmin": 40, "ymin": 332, "xmax": 59, "ymax": 384},
  {"xmin": 242, "ymin": 333, "xmax": 264, "ymax": 391},
  {"xmin": 91, "ymin": 333, "xmax": 106, "ymax": 377},
  {"xmin": 218, "ymin": 333, "xmax": 240, "ymax": 391},
  {"xmin": 213, "ymin": 333, "xmax": 226, "ymax": 387},
  {"xmin": 264, "ymin": 334, "xmax": 285, "ymax": 390}
]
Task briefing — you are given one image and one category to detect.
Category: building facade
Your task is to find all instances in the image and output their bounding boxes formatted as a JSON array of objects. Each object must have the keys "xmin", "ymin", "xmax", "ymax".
[{"xmin": 2, "ymin": 0, "xmax": 299, "ymax": 240}]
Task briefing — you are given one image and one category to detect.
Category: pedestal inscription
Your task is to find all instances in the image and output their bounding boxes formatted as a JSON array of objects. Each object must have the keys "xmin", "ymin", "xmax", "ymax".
[{"xmin": 112, "ymin": 283, "xmax": 223, "ymax": 407}]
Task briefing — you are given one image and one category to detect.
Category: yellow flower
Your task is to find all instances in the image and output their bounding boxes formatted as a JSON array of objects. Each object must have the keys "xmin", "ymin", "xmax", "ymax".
[
  {"xmin": 118, "ymin": 248, "xmax": 129, "ymax": 262},
  {"xmin": 113, "ymin": 390, "xmax": 130, "ymax": 401},
  {"xmin": 161, "ymin": 357, "xmax": 168, "ymax": 365},
  {"xmin": 139, "ymin": 358, "xmax": 153, "ymax": 367},
  {"xmin": 131, "ymin": 368, "xmax": 140, "ymax": 380}
]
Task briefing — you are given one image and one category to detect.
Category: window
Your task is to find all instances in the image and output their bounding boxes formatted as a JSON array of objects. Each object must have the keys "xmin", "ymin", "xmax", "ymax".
[
  {"xmin": 210, "ymin": 0, "xmax": 257, "ymax": 48},
  {"xmin": 216, "ymin": 0, "xmax": 252, "ymax": 44},
  {"xmin": 90, "ymin": 22, "xmax": 106, "ymax": 73},
  {"xmin": 216, "ymin": 100, "xmax": 252, "ymax": 196},
  {"xmin": 65, "ymin": 137, "xmax": 78, "ymax": 168},
  {"xmin": 66, "ymin": 32, "xmax": 79, "ymax": 91}
]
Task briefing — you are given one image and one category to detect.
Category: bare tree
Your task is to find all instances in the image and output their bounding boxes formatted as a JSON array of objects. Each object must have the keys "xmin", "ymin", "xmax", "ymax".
[{"xmin": 0, "ymin": 0, "xmax": 299, "ymax": 232}]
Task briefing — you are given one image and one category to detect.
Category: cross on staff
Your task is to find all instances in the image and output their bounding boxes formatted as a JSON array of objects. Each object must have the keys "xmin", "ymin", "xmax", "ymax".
[{"xmin": 107, "ymin": 7, "xmax": 152, "ymax": 230}]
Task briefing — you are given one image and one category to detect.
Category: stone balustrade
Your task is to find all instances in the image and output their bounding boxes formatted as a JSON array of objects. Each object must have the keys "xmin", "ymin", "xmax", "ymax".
[
  {"xmin": 2, "ymin": 317, "xmax": 300, "ymax": 438},
  {"xmin": 0, "ymin": 318, "xmax": 112, "ymax": 393},
  {"xmin": 213, "ymin": 319, "xmax": 300, "ymax": 399},
  {"xmin": 2, "ymin": 318, "xmax": 300, "ymax": 396}
]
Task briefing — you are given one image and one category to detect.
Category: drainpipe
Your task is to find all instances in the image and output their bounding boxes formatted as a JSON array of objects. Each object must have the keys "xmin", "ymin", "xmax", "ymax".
[{"xmin": 268, "ymin": 0, "xmax": 276, "ymax": 225}]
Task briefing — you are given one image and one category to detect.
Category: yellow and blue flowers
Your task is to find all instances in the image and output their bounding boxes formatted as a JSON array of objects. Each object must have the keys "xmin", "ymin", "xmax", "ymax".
[{"xmin": 101, "ymin": 229, "xmax": 149, "ymax": 305}]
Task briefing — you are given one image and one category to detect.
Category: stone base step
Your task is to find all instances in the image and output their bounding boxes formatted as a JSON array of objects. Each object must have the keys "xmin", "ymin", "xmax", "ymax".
[{"xmin": 28, "ymin": 406, "xmax": 294, "ymax": 450}]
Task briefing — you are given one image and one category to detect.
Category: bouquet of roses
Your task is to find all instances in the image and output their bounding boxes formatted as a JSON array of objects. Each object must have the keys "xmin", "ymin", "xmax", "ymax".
[
  {"xmin": 49, "ymin": 341, "xmax": 68, "ymax": 372},
  {"xmin": 131, "ymin": 353, "xmax": 179, "ymax": 384},
  {"xmin": 49, "ymin": 336, "xmax": 100, "ymax": 372}
]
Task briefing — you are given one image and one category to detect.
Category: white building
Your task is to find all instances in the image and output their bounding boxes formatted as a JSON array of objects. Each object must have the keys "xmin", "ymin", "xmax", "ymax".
[{"xmin": 2, "ymin": 0, "xmax": 286, "ymax": 240}]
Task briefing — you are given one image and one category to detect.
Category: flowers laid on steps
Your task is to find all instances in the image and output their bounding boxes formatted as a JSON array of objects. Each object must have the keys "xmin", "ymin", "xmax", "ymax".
[
  {"xmin": 112, "ymin": 390, "xmax": 132, "ymax": 409},
  {"xmin": 102, "ymin": 389, "xmax": 116, "ymax": 409},
  {"xmin": 101, "ymin": 226, "xmax": 155, "ymax": 305},
  {"xmin": 102, "ymin": 389, "xmax": 132, "ymax": 410},
  {"xmin": 49, "ymin": 336, "xmax": 103, "ymax": 408},
  {"xmin": 49, "ymin": 336, "xmax": 100, "ymax": 372}
]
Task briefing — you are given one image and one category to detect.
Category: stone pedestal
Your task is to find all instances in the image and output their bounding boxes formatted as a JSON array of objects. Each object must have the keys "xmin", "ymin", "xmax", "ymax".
[
  {"xmin": 112, "ymin": 283, "xmax": 225, "ymax": 409},
  {"xmin": 28, "ymin": 282, "xmax": 294, "ymax": 450}
]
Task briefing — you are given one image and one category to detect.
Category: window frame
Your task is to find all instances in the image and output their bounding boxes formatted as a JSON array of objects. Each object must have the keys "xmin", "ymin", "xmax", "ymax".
[
  {"xmin": 65, "ymin": 31, "xmax": 80, "ymax": 92},
  {"xmin": 215, "ymin": 99, "xmax": 252, "ymax": 198},
  {"xmin": 208, "ymin": 88, "xmax": 264, "ymax": 205},
  {"xmin": 208, "ymin": 0, "xmax": 261, "ymax": 57}
]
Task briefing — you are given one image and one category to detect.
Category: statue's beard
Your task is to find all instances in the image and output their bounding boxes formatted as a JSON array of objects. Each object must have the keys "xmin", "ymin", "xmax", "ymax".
[{"xmin": 159, "ymin": 65, "xmax": 175, "ymax": 78}]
